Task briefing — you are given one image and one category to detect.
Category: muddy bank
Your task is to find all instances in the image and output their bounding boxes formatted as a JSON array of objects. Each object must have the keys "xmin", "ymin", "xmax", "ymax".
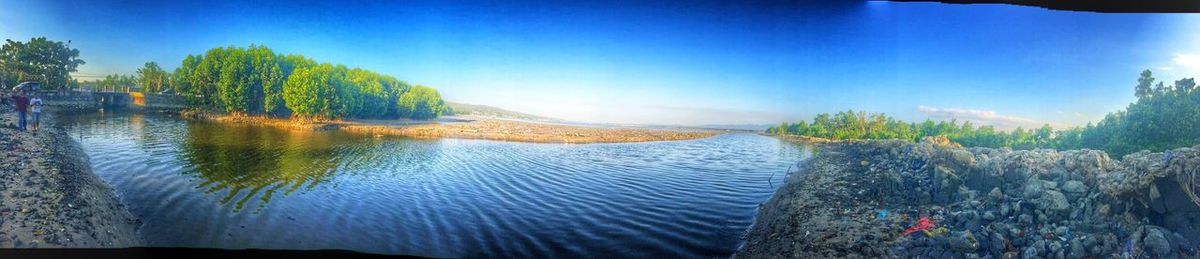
[
  {"xmin": 737, "ymin": 136, "xmax": 1200, "ymax": 258},
  {"xmin": 0, "ymin": 106, "xmax": 142, "ymax": 248},
  {"xmin": 180, "ymin": 110, "xmax": 720, "ymax": 144}
]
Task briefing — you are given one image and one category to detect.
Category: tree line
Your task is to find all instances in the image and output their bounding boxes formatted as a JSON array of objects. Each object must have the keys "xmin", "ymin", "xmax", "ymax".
[
  {"xmin": 173, "ymin": 45, "xmax": 449, "ymax": 120},
  {"xmin": 86, "ymin": 45, "xmax": 450, "ymax": 120},
  {"xmin": 767, "ymin": 111, "xmax": 1056, "ymax": 150},
  {"xmin": 768, "ymin": 70, "xmax": 1198, "ymax": 157},
  {"xmin": 3, "ymin": 37, "xmax": 450, "ymax": 121},
  {"xmin": 1051, "ymin": 70, "xmax": 1198, "ymax": 156}
]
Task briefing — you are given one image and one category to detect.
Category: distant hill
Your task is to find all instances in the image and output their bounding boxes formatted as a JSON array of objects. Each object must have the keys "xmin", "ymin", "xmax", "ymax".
[{"xmin": 445, "ymin": 102, "xmax": 560, "ymax": 122}]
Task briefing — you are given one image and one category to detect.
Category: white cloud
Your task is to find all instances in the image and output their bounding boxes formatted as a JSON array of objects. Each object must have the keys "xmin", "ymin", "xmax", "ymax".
[
  {"xmin": 1173, "ymin": 53, "xmax": 1200, "ymax": 72},
  {"xmin": 917, "ymin": 105, "xmax": 1051, "ymax": 130}
]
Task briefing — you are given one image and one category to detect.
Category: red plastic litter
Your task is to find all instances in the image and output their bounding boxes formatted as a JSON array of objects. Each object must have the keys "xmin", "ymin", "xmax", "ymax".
[{"xmin": 902, "ymin": 216, "xmax": 936, "ymax": 236}]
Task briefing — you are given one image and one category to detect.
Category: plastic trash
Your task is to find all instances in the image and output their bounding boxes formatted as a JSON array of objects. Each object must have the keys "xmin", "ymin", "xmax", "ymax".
[
  {"xmin": 922, "ymin": 227, "xmax": 948, "ymax": 237},
  {"xmin": 903, "ymin": 216, "xmax": 936, "ymax": 236}
]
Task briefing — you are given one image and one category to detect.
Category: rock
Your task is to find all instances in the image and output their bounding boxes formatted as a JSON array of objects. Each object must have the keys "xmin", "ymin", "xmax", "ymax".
[
  {"xmin": 1022, "ymin": 246, "xmax": 1038, "ymax": 259},
  {"xmin": 933, "ymin": 165, "xmax": 961, "ymax": 203},
  {"xmin": 951, "ymin": 149, "xmax": 975, "ymax": 165},
  {"xmin": 1062, "ymin": 180, "xmax": 1086, "ymax": 194},
  {"xmin": 1024, "ymin": 179, "xmax": 1044, "ymax": 199},
  {"xmin": 989, "ymin": 187, "xmax": 1004, "ymax": 201},
  {"xmin": 921, "ymin": 135, "xmax": 961, "ymax": 148},
  {"xmin": 1170, "ymin": 232, "xmax": 1192, "ymax": 254},
  {"xmin": 1019, "ymin": 214, "xmax": 1034, "ymax": 224},
  {"xmin": 1049, "ymin": 241, "xmax": 1062, "ymax": 254},
  {"xmin": 1144, "ymin": 228, "xmax": 1172, "ymax": 256},
  {"xmin": 1038, "ymin": 190, "xmax": 1070, "ymax": 214},
  {"xmin": 1041, "ymin": 180, "xmax": 1058, "ymax": 191},
  {"xmin": 949, "ymin": 231, "xmax": 980, "ymax": 252},
  {"xmin": 990, "ymin": 232, "xmax": 1007, "ymax": 254},
  {"xmin": 982, "ymin": 211, "xmax": 996, "ymax": 221},
  {"xmin": 1070, "ymin": 238, "xmax": 1085, "ymax": 258},
  {"xmin": 1033, "ymin": 240, "xmax": 1047, "ymax": 257}
]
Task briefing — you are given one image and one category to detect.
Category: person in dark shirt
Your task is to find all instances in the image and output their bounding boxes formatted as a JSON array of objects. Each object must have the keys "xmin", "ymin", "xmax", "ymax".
[{"xmin": 12, "ymin": 90, "xmax": 29, "ymax": 131}]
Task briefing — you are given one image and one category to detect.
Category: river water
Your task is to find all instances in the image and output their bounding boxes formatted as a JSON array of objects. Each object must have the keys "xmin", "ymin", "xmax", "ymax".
[{"xmin": 58, "ymin": 112, "xmax": 809, "ymax": 258}]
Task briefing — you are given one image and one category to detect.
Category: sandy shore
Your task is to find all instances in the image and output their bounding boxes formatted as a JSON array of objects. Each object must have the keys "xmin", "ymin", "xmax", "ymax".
[
  {"xmin": 183, "ymin": 111, "xmax": 721, "ymax": 144},
  {"xmin": 0, "ymin": 106, "xmax": 142, "ymax": 248}
]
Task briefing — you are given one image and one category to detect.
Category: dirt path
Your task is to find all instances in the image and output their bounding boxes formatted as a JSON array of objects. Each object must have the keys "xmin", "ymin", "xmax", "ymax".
[{"xmin": 0, "ymin": 106, "xmax": 142, "ymax": 248}]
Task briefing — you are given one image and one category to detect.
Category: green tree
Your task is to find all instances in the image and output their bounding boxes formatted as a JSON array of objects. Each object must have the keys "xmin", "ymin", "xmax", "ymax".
[
  {"xmin": 397, "ymin": 85, "xmax": 447, "ymax": 119},
  {"xmin": 250, "ymin": 46, "xmax": 285, "ymax": 116},
  {"xmin": 1135, "ymin": 69, "xmax": 1155, "ymax": 99},
  {"xmin": 216, "ymin": 47, "xmax": 253, "ymax": 114},
  {"xmin": 164, "ymin": 44, "xmax": 449, "ymax": 120},
  {"xmin": 0, "ymin": 37, "xmax": 85, "ymax": 90},
  {"xmin": 173, "ymin": 54, "xmax": 202, "ymax": 102},
  {"xmin": 136, "ymin": 61, "xmax": 168, "ymax": 93},
  {"xmin": 282, "ymin": 65, "xmax": 333, "ymax": 119}
]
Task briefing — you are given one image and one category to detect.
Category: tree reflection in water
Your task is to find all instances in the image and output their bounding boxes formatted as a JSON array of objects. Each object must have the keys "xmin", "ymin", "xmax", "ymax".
[{"xmin": 179, "ymin": 122, "xmax": 374, "ymax": 211}]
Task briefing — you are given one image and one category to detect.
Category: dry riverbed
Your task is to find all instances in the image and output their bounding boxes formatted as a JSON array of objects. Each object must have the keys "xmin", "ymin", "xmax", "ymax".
[
  {"xmin": 0, "ymin": 106, "xmax": 142, "ymax": 248},
  {"xmin": 183, "ymin": 111, "xmax": 721, "ymax": 144}
]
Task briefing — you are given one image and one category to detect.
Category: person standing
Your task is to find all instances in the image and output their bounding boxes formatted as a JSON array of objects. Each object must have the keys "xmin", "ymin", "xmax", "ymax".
[
  {"xmin": 30, "ymin": 93, "xmax": 42, "ymax": 132},
  {"xmin": 12, "ymin": 90, "xmax": 29, "ymax": 131}
]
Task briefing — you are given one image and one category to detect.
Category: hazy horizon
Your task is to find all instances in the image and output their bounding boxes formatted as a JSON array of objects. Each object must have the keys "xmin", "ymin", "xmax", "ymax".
[{"xmin": 3, "ymin": 1, "xmax": 1199, "ymax": 128}]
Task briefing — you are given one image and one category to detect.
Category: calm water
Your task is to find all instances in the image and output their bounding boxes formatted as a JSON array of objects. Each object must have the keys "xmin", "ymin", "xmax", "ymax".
[{"xmin": 59, "ymin": 112, "xmax": 808, "ymax": 258}]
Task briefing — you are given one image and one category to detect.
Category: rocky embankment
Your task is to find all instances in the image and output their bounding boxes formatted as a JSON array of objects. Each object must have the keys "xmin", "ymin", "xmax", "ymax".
[
  {"xmin": 737, "ymin": 137, "xmax": 1200, "ymax": 258},
  {"xmin": 0, "ymin": 106, "xmax": 142, "ymax": 248}
]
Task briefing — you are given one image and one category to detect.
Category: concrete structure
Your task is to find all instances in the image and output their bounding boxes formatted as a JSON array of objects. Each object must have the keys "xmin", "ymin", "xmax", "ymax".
[{"xmin": 38, "ymin": 91, "xmax": 187, "ymax": 111}]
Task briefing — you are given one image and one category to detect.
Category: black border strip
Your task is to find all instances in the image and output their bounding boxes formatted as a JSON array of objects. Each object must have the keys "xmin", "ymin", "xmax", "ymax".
[
  {"xmin": 887, "ymin": 0, "xmax": 1200, "ymax": 13},
  {"xmin": 0, "ymin": 248, "xmax": 432, "ymax": 259}
]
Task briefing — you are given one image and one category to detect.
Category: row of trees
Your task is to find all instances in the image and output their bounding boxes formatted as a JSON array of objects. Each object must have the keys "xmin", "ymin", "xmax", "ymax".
[
  {"xmin": 768, "ymin": 70, "xmax": 1198, "ymax": 157},
  {"xmin": 60, "ymin": 44, "xmax": 450, "ymax": 120},
  {"xmin": 0, "ymin": 37, "xmax": 85, "ymax": 90},
  {"xmin": 76, "ymin": 63, "xmax": 170, "ymax": 93},
  {"xmin": 1055, "ymin": 70, "xmax": 1199, "ymax": 156},
  {"xmin": 170, "ymin": 45, "xmax": 449, "ymax": 120},
  {"xmin": 767, "ymin": 111, "xmax": 1055, "ymax": 150}
]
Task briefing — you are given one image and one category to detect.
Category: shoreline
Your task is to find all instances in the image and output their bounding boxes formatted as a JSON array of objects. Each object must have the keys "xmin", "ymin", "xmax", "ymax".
[
  {"xmin": 180, "ymin": 110, "xmax": 722, "ymax": 144},
  {"xmin": 0, "ymin": 106, "xmax": 143, "ymax": 248}
]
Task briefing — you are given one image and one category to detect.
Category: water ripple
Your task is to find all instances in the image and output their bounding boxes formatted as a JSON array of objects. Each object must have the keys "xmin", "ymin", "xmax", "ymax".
[{"xmin": 58, "ymin": 113, "xmax": 810, "ymax": 258}]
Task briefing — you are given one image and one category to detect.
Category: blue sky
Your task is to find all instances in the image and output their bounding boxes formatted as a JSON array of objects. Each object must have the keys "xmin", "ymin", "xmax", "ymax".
[{"xmin": 2, "ymin": 1, "xmax": 1199, "ymax": 127}]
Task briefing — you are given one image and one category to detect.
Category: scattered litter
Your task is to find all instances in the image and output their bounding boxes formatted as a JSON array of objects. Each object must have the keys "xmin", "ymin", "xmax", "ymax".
[
  {"xmin": 903, "ymin": 216, "xmax": 936, "ymax": 236},
  {"xmin": 922, "ymin": 227, "xmax": 948, "ymax": 238}
]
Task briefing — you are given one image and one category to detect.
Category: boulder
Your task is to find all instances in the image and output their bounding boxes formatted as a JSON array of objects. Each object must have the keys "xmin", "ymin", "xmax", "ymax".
[
  {"xmin": 1144, "ymin": 228, "xmax": 1172, "ymax": 257},
  {"xmin": 1024, "ymin": 179, "xmax": 1044, "ymax": 199},
  {"xmin": 949, "ymin": 230, "xmax": 980, "ymax": 252},
  {"xmin": 1038, "ymin": 190, "xmax": 1070, "ymax": 214},
  {"xmin": 1062, "ymin": 180, "xmax": 1086, "ymax": 195}
]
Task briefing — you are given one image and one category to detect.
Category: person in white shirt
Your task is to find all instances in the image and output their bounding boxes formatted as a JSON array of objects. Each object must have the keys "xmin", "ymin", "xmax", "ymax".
[{"xmin": 29, "ymin": 93, "xmax": 42, "ymax": 133}]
